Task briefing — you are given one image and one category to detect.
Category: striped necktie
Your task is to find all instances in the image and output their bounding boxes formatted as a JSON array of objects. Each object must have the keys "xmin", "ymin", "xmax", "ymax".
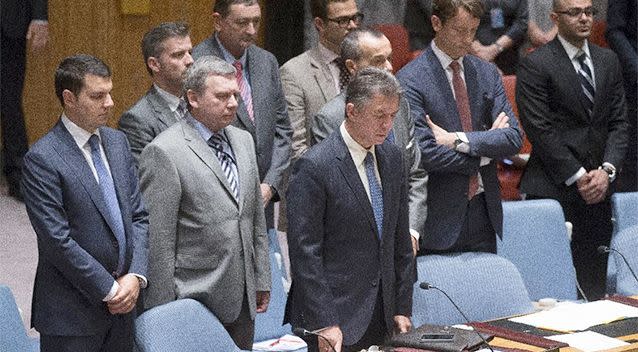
[
  {"xmin": 208, "ymin": 133, "xmax": 239, "ymax": 199},
  {"xmin": 576, "ymin": 52, "xmax": 595, "ymax": 116},
  {"xmin": 233, "ymin": 60, "xmax": 254, "ymax": 122},
  {"xmin": 364, "ymin": 152, "xmax": 383, "ymax": 239}
]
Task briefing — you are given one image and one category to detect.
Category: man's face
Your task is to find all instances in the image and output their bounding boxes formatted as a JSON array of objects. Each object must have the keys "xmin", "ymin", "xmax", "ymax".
[
  {"xmin": 551, "ymin": 0, "xmax": 594, "ymax": 45},
  {"xmin": 318, "ymin": 0, "xmax": 359, "ymax": 51},
  {"xmin": 152, "ymin": 35, "xmax": 193, "ymax": 90},
  {"xmin": 188, "ymin": 74, "xmax": 240, "ymax": 132},
  {"xmin": 351, "ymin": 34, "xmax": 393, "ymax": 73},
  {"xmin": 214, "ymin": 3, "xmax": 261, "ymax": 58},
  {"xmin": 432, "ymin": 7, "xmax": 480, "ymax": 59},
  {"xmin": 346, "ymin": 93, "xmax": 399, "ymax": 148},
  {"xmin": 64, "ymin": 74, "xmax": 114, "ymax": 132}
]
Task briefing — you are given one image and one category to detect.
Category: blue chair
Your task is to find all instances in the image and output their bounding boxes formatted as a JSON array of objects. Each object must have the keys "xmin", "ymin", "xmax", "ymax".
[
  {"xmin": 609, "ymin": 225, "xmax": 638, "ymax": 296},
  {"xmin": 611, "ymin": 192, "xmax": 638, "ymax": 234},
  {"xmin": 134, "ymin": 299, "xmax": 244, "ymax": 352},
  {"xmin": 254, "ymin": 250, "xmax": 294, "ymax": 342},
  {"xmin": 413, "ymin": 253, "xmax": 534, "ymax": 326},
  {"xmin": 498, "ymin": 199, "xmax": 578, "ymax": 301},
  {"xmin": 0, "ymin": 284, "xmax": 39, "ymax": 352}
]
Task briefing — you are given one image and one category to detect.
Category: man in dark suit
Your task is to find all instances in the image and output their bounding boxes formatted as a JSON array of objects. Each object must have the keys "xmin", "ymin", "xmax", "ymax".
[
  {"xmin": 404, "ymin": 0, "xmax": 435, "ymax": 51},
  {"xmin": 139, "ymin": 56, "xmax": 271, "ymax": 349},
  {"xmin": 21, "ymin": 55, "xmax": 149, "ymax": 352},
  {"xmin": 118, "ymin": 21, "xmax": 194, "ymax": 164},
  {"xmin": 606, "ymin": 0, "xmax": 637, "ymax": 191},
  {"xmin": 192, "ymin": 0, "xmax": 292, "ymax": 228},
  {"xmin": 286, "ymin": 67, "xmax": 414, "ymax": 352},
  {"xmin": 516, "ymin": 0, "xmax": 629, "ymax": 300},
  {"xmin": 397, "ymin": 0, "xmax": 522, "ymax": 254},
  {"xmin": 312, "ymin": 28, "xmax": 428, "ymax": 255},
  {"xmin": 1, "ymin": 0, "xmax": 48, "ymax": 200}
]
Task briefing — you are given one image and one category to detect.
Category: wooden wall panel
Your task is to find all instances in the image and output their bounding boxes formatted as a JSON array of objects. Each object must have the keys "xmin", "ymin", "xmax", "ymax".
[{"xmin": 23, "ymin": 0, "xmax": 264, "ymax": 144}]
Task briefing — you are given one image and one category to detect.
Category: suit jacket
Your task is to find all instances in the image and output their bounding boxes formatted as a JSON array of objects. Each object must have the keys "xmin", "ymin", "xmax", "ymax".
[
  {"xmin": 396, "ymin": 47, "xmax": 522, "ymax": 250},
  {"xmin": 192, "ymin": 35, "xmax": 292, "ymax": 213},
  {"xmin": 21, "ymin": 121, "xmax": 149, "ymax": 335},
  {"xmin": 138, "ymin": 119, "xmax": 271, "ymax": 323},
  {"xmin": 280, "ymin": 46, "xmax": 340, "ymax": 162},
  {"xmin": 1, "ymin": 0, "xmax": 47, "ymax": 38},
  {"xmin": 118, "ymin": 86, "xmax": 179, "ymax": 165},
  {"xmin": 516, "ymin": 38, "xmax": 629, "ymax": 201},
  {"xmin": 284, "ymin": 131, "xmax": 414, "ymax": 345},
  {"xmin": 311, "ymin": 92, "xmax": 428, "ymax": 236},
  {"xmin": 606, "ymin": 0, "xmax": 637, "ymax": 105},
  {"xmin": 404, "ymin": 0, "xmax": 434, "ymax": 51}
]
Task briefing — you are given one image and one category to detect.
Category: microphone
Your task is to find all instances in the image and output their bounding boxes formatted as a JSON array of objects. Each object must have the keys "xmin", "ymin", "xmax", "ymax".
[
  {"xmin": 598, "ymin": 245, "xmax": 638, "ymax": 287},
  {"xmin": 293, "ymin": 327, "xmax": 337, "ymax": 352},
  {"xmin": 420, "ymin": 282, "xmax": 494, "ymax": 352}
]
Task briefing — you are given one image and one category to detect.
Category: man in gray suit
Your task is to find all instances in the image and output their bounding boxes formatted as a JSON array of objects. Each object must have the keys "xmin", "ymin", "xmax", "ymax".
[
  {"xmin": 118, "ymin": 21, "xmax": 193, "ymax": 164},
  {"xmin": 280, "ymin": 0, "xmax": 360, "ymax": 162},
  {"xmin": 312, "ymin": 28, "xmax": 428, "ymax": 254},
  {"xmin": 138, "ymin": 56, "xmax": 271, "ymax": 349},
  {"xmin": 192, "ymin": 0, "xmax": 292, "ymax": 228}
]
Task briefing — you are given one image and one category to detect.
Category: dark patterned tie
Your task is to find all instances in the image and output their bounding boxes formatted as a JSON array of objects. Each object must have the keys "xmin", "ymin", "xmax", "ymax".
[
  {"xmin": 88, "ymin": 135, "xmax": 126, "ymax": 275},
  {"xmin": 335, "ymin": 57, "xmax": 351, "ymax": 92},
  {"xmin": 208, "ymin": 133, "xmax": 239, "ymax": 199},
  {"xmin": 364, "ymin": 152, "xmax": 383, "ymax": 239},
  {"xmin": 233, "ymin": 60, "xmax": 254, "ymax": 121},
  {"xmin": 449, "ymin": 60, "xmax": 479, "ymax": 199},
  {"xmin": 577, "ymin": 52, "xmax": 595, "ymax": 116}
]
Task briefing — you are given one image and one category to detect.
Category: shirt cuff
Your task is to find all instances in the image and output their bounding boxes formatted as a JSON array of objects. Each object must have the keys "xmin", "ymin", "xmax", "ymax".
[
  {"xmin": 480, "ymin": 157, "xmax": 491, "ymax": 166},
  {"xmin": 30, "ymin": 20, "xmax": 48, "ymax": 25},
  {"xmin": 565, "ymin": 167, "xmax": 587, "ymax": 186},
  {"xmin": 103, "ymin": 281, "xmax": 119, "ymax": 302},
  {"xmin": 131, "ymin": 273, "xmax": 148, "ymax": 289},
  {"xmin": 456, "ymin": 132, "xmax": 470, "ymax": 154},
  {"xmin": 409, "ymin": 228, "xmax": 420, "ymax": 241}
]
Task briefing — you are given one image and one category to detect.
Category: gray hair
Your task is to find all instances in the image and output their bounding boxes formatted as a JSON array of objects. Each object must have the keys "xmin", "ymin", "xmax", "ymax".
[
  {"xmin": 183, "ymin": 56, "xmax": 236, "ymax": 95},
  {"xmin": 345, "ymin": 67, "xmax": 402, "ymax": 111},
  {"xmin": 141, "ymin": 21, "xmax": 190, "ymax": 75},
  {"xmin": 340, "ymin": 28, "xmax": 386, "ymax": 62}
]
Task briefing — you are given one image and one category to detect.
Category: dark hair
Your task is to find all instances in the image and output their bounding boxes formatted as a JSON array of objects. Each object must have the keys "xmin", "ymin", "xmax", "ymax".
[
  {"xmin": 214, "ymin": 0, "xmax": 259, "ymax": 17},
  {"xmin": 345, "ymin": 67, "xmax": 402, "ymax": 111},
  {"xmin": 55, "ymin": 54, "xmax": 111, "ymax": 106},
  {"xmin": 183, "ymin": 56, "xmax": 236, "ymax": 96},
  {"xmin": 141, "ymin": 21, "xmax": 190, "ymax": 75},
  {"xmin": 432, "ymin": 0, "xmax": 484, "ymax": 24},
  {"xmin": 310, "ymin": 0, "xmax": 350, "ymax": 19},
  {"xmin": 340, "ymin": 28, "xmax": 385, "ymax": 62}
]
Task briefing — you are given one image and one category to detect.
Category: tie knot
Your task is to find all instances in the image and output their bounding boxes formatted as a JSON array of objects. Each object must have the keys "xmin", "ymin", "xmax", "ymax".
[
  {"xmin": 364, "ymin": 152, "xmax": 375, "ymax": 165},
  {"xmin": 449, "ymin": 60, "xmax": 461, "ymax": 73},
  {"xmin": 88, "ymin": 134, "xmax": 100, "ymax": 152},
  {"xmin": 233, "ymin": 60, "xmax": 242, "ymax": 71},
  {"xmin": 577, "ymin": 52, "xmax": 587, "ymax": 65}
]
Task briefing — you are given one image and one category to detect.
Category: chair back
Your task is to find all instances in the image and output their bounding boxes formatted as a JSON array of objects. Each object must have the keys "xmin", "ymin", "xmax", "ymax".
[
  {"xmin": 0, "ymin": 284, "xmax": 37, "ymax": 352},
  {"xmin": 135, "ymin": 299, "xmax": 242, "ymax": 352},
  {"xmin": 413, "ymin": 253, "xmax": 534, "ymax": 326},
  {"xmin": 254, "ymin": 249, "xmax": 294, "ymax": 342},
  {"xmin": 611, "ymin": 192, "xmax": 638, "ymax": 234},
  {"xmin": 499, "ymin": 200, "xmax": 578, "ymax": 300},
  {"xmin": 374, "ymin": 24, "xmax": 411, "ymax": 72}
]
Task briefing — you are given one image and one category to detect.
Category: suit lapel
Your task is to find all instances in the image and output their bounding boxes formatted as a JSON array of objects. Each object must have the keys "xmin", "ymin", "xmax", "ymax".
[
  {"xmin": 462, "ymin": 58, "xmax": 485, "ymax": 131},
  {"xmin": 147, "ymin": 86, "xmax": 178, "ymax": 128},
  {"xmin": 333, "ymin": 134, "xmax": 380, "ymax": 240},
  {"xmin": 589, "ymin": 45, "xmax": 605, "ymax": 119},
  {"xmin": 424, "ymin": 48, "xmax": 463, "ymax": 131},
  {"xmin": 308, "ymin": 46, "xmax": 338, "ymax": 101},
  {"xmin": 549, "ymin": 39, "xmax": 592, "ymax": 121}
]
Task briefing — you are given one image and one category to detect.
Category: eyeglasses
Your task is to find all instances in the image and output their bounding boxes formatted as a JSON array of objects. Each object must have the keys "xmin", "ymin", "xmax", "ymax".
[
  {"xmin": 555, "ymin": 7, "xmax": 598, "ymax": 17},
  {"xmin": 326, "ymin": 13, "xmax": 364, "ymax": 28}
]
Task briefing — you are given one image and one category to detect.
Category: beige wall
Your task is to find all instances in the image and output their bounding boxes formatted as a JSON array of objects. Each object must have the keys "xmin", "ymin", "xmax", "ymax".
[{"xmin": 23, "ymin": 0, "xmax": 265, "ymax": 144}]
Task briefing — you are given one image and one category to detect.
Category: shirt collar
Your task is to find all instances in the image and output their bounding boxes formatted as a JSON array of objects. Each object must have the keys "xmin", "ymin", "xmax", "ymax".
[
  {"xmin": 339, "ymin": 121, "xmax": 375, "ymax": 167},
  {"xmin": 61, "ymin": 113, "xmax": 101, "ymax": 149},
  {"xmin": 431, "ymin": 39, "xmax": 465, "ymax": 72},
  {"xmin": 215, "ymin": 33, "xmax": 248, "ymax": 67},
  {"xmin": 318, "ymin": 42, "xmax": 340, "ymax": 66},
  {"xmin": 185, "ymin": 112, "xmax": 229, "ymax": 143},
  {"xmin": 557, "ymin": 34, "xmax": 591, "ymax": 61},
  {"xmin": 153, "ymin": 84, "xmax": 181, "ymax": 112}
]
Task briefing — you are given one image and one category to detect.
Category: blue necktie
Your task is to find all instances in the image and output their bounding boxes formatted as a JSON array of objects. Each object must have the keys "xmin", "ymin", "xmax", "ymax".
[
  {"xmin": 577, "ymin": 52, "xmax": 595, "ymax": 116},
  {"xmin": 88, "ymin": 135, "xmax": 126, "ymax": 275},
  {"xmin": 364, "ymin": 152, "xmax": 383, "ymax": 239},
  {"xmin": 208, "ymin": 133, "xmax": 240, "ymax": 199}
]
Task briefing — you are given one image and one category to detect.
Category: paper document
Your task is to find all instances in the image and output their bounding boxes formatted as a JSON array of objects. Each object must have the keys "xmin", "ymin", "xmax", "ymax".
[
  {"xmin": 252, "ymin": 334, "xmax": 307, "ymax": 351},
  {"xmin": 546, "ymin": 331, "xmax": 630, "ymax": 351},
  {"xmin": 509, "ymin": 300, "xmax": 638, "ymax": 332}
]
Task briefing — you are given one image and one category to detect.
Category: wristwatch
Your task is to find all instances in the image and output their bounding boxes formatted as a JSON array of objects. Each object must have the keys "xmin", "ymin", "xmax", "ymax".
[{"xmin": 600, "ymin": 164, "xmax": 617, "ymax": 182}]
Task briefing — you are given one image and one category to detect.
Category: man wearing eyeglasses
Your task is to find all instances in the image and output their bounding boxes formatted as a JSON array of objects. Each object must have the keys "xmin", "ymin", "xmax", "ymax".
[
  {"xmin": 280, "ymin": 0, "xmax": 362, "ymax": 163},
  {"xmin": 516, "ymin": 0, "xmax": 629, "ymax": 300}
]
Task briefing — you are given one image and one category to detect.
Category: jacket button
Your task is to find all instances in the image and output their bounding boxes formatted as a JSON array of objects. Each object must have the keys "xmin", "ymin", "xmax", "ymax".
[{"xmin": 371, "ymin": 281, "xmax": 377, "ymax": 287}]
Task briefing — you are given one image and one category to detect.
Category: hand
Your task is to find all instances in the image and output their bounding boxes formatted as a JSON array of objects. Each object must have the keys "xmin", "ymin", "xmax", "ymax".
[
  {"xmin": 107, "ymin": 274, "xmax": 140, "ymax": 315},
  {"xmin": 393, "ymin": 315, "xmax": 412, "ymax": 335},
  {"xmin": 411, "ymin": 236, "xmax": 419, "ymax": 257},
  {"xmin": 26, "ymin": 22, "xmax": 48, "ymax": 52},
  {"xmin": 260, "ymin": 183, "xmax": 273, "ymax": 207},
  {"xmin": 425, "ymin": 115, "xmax": 455, "ymax": 149},
  {"xmin": 471, "ymin": 41, "xmax": 498, "ymax": 62},
  {"xmin": 256, "ymin": 291, "xmax": 270, "ymax": 313},
  {"xmin": 489, "ymin": 112, "xmax": 510, "ymax": 130},
  {"xmin": 318, "ymin": 326, "xmax": 343, "ymax": 352},
  {"xmin": 577, "ymin": 169, "xmax": 609, "ymax": 204}
]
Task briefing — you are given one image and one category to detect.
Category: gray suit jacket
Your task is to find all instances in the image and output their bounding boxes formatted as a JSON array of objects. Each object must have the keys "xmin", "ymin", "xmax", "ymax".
[
  {"xmin": 311, "ymin": 93, "xmax": 428, "ymax": 236},
  {"xmin": 192, "ymin": 35, "xmax": 292, "ymax": 202},
  {"xmin": 118, "ymin": 86, "xmax": 179, "ymax": 165},
  {"xmin": 280, "ymin": 46, "xmax": 339, "ymax": 161},
  {"xmin": 138, "ymin": 119, "xmax": 271, "ymax": 323}
]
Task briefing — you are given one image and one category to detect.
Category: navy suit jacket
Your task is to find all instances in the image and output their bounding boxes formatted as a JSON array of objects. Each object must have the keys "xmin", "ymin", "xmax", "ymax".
[
  {"xmin": 21, "ymin": 120, "xmax": 149, "ymax": 336},
  {"xmin": 284, "ymin": 130, "xmax": 414, "ymax": 345},
  {"xmin": 397, "ymin": 46, "xmax": 522, "ymax": 250}
]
